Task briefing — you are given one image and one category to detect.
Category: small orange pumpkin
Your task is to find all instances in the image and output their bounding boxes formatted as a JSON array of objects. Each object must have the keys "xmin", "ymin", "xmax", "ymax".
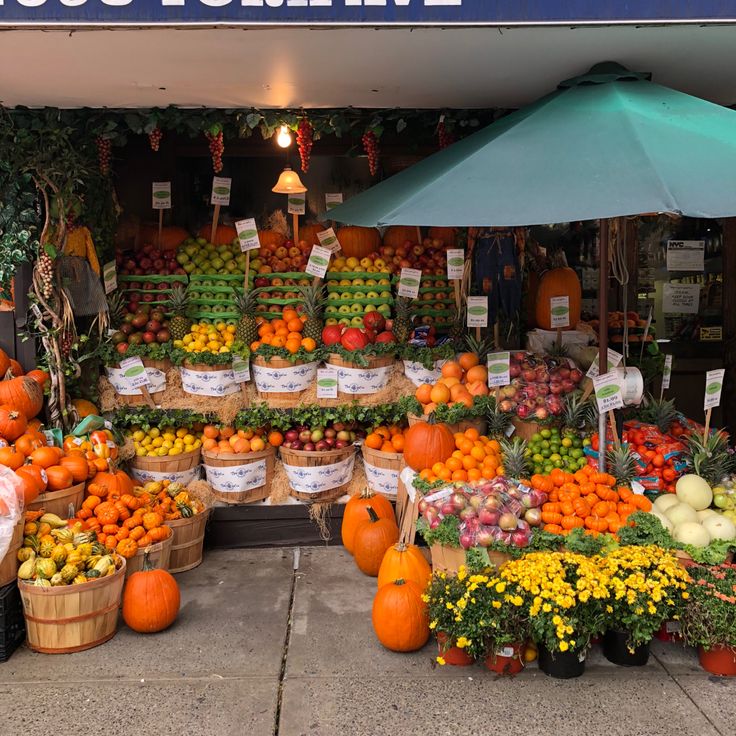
[
  {"xmin": 0, "ymin": 404, "xmax": 27, "ymax": 442},
  {"xmin": 45, "ymin": 464, "xmax": 74, "ymax": 491},
  {"xmin": 377, "ymin": 543, "xmax": 432, "ymax": 590},
  {"xmin": 0, "ymin": 375, "xmax": 43, "ymax": 420}
]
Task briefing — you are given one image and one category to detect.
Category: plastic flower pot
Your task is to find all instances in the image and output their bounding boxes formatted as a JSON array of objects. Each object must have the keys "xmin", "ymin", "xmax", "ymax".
[
  {"xmin": 602, "ymin": 630, "xmax": 650, "ymax": 667},
  {"xmin": 435, "ymin": 632, "xmax": 473, "ymax": 666},
  {"xmin": 654, "ymin": 621, "xmax": 682, "ymax": 643},
  {"xmin": 538, "ymin": 643, "xmax": 586, "ymax": 679},
  {"xmin": 698, "ymin": 645, "xmax": 736, "ymax": 677},
  {"xmin": 484, "ymin": 643, "xmax": 524, "ymax": 675}
]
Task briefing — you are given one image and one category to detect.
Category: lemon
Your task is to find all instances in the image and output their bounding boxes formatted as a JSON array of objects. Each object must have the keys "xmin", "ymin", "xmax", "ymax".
[
  {"xmin": 141, "ymin": 436, "xmax": 152, "ymax": 447},
  {"xmin": 146, "ymin": 450, "xmax": 158, "ymax": 457},
  {"xmin": 176, "ymin": 427, "xmax": 187, "ymax": 438},
  {"xmin": 168, "ymin": 446, "xmax": 182, "ymax": 456},
  {"xmin": 162, "ymin": 431, "xmax": 176, "ymax": 442},
  {"xmin": 162, "ymin": 440, "xmax": 174, "ymax": 450},
  {"xmin": 192, "ymin": 439, "xmax": 202, "ymax": 449},
  {"xmin": 132, "ymin": 430, "xmax": 145, "ymax": 442},
  {"xmin": 136, "ymin": 447, "xmax": 147, "ymax": 457},
  {"xmin": 151, "ymin": 437, "xmax": 163, "ymax": 448},
  {"xmin": 183, "ymin": 434, "xmax": 195, "ymax": 445},
  {"xmin": 219, "ymin": 346, "xmax": 230, "ymax": 353},
  {"xmin": 158, "ymin": 447, "xmax": 169, "ymax": 457},
  {"xmin": 226, "ymin": 324, "xmax": 236, "ymax": 334},
  {"xmin": 148, "ymin": 427, "xmax": 160, "ymax": 439}
]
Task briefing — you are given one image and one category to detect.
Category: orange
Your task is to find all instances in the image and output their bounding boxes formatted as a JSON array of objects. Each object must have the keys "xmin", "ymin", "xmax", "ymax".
[
  {"xmin": 467, "ymin": 468, "xmax": 482, "ymax": 482},
  {"xmin": 446, "ymin": 456, "xmax": 462, "ymax": 472},
  {"xmin": 260, "ymin": 334, "xmax": 273, "ymax": 345},
  {"xmin": 250, "ymin": 437, "xmax": 266, "ymax": 452},
  {"xmin": 464, "ymin": 427, "xmax": 480, "ymax": 441},
  {"xmin": 390, "ymin": 434, "xmax": 405, "ymax": 452},
  {"xmin": 218, "ymin": 439, "xmax": 231, "ymax": 452},
  {"xmin": 470, "ymin": 446, "xmax": 486, "ymax": 462},
  {"xmin": 381, "ymin": 441, "xmax": 395, "ymax": 453},
  {"xmin": 429, "ymin": 383, "xmax": 451, "ymax": 404},
  {"xmin": 202, "ymin": 437, "xmax": 217, "ymax": 451},
  {"xmin": 462, "ymin": 455, "xmax": 478, "ymax": 471},
  {"xmin": 285, "ymin": 339, "xmax": 301, "ymax": 354},
  {"xmin": 458, "ymin": 352, "xmax": 480, "ymax": 371},
  {"xmin": 465, "ymin": 365, "xmax": 488, "ymax": 384},
  {"xmin": 431, "ymin": 461, "xmax": 445, "ymax": 476},
  {"xmin": 287, "ymin": 331, "xmax": 303, "ymax": 341},
  {"xmin": 419, "ymin": 469, "xmax": 433, "ymax": 481},
  {"xmin": 250, "ymin": 341, "xmax": 262, "ymax": 352},
  {"xmin": 203, "ymin": 425, "xmax": 219, "ymax": 439},
  {"xmin": 488, "ymin": 439, "xmax": 501, "ymax": 453},
  {"xmin": 388, "ymin": 425, "xmax": 402, "ymax": 436},
  {"xmin": 456, "ymin": 393, "xmax": 474, "ymax": 409},
  {"xmin": 275, "ymin": 327, "xmax": 290, "ymax": 338},
  {"xmin": 375, "ymin": 426, "xmax": 391, "ymax": 439},
  {"xmin": 220, "ymin": 427, "xmax": 235, "ymax": 439},
  {"xmin": 415, "ymin": 383, "xmax": 433, "ymax": 404},
  {"xmin": 452, "ymin": 450, "xmax": 464, "ymax": 460},
  {"xmin": 439, "ymin": 376, "xmax": 460, "ymax": 389},
  {"xmin": 301, "ymin": 337, "xmax": 317, "ymax": 352},
  {"xmin": 466, "ymin": 380, "xmax": 489, "ymax": 397},
  {"xmin": 457, "ymin": 438, "xmax": 474, "ymax": 455},
  {"xmin": 423, "ymin": 402, "xmax": 438, "ymax": 415},
  {"xmin": 449, "ymin": 383, "xmax": 468, "ymax": 401},
  {"xmin": 441, "ymin": 360, "xmax": 463, "ymax": 379},
  {"xmin": 481, "ymin": 466, "xmax": 496, "ymax": 479},
  {"xmin": 272, "ymin": 319, "xmax": 287, "ymax": 331},
  {"xmin": 271, "ymin": 336, "xmax": 286, "ymax": 348},
  {"xmin": 437, "ymin": 467, "xmax": 452, "ymax": 481},
  {"xmin": 365, "ymin": 433, "xmax": 383, "ymax": 450},
  {"xmin": 451, "ymin": 469, "xmax": 468, "ymax": 482},
  {"xmin": 258, "ymin": 324, "xmax": 274, "ymax": 338},
  {"xmin": 282, "ymin": 309, "xmax": 299, "ymax": 323},
  {"xmin": 232, "ymin": 438, "xmax": 251, "ymax": 454},
  {"xmin": 287, "ymin": 318, "xmax": 304, "ymax": 333}
]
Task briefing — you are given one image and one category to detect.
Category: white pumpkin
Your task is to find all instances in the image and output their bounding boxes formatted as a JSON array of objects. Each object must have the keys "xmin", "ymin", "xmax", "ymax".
[
  {"xmin": 673, "ymin": 522, "xmax": 712, "ymax": 548},
  {"xmin": 702, "ymin": 514, "xmax": 736, "ymax": 542},
  {"xmin": 665, "ymin": 503, "xmax": 698, "ymax": 526},
  {"xmin": 675, "ymin": 474, "xmax": 713, "ymax": 511},
  {"xmin": 654, "ymin": 494, "xmax": 681, "ymax": 513}
]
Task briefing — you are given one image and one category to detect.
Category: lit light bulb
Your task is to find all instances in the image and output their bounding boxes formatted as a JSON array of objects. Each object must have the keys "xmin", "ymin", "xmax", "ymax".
[{"xmin": 276, "ymin": 125, "xmax": 292, "ymax": 148}]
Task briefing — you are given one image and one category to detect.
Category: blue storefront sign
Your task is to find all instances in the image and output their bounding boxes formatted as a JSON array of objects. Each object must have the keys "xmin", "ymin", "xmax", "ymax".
[{"xmin": 0, "ymin": 0, "xmax": 734, "ymax": 26}]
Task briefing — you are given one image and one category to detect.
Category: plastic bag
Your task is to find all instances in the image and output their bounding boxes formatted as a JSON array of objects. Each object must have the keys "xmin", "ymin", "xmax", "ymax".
[{"xmin": 0, "ymin": 465, "xmax": 23, "ymax": 563}]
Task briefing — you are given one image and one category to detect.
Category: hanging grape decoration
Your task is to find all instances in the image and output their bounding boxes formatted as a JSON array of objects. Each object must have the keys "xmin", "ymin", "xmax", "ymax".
[
  {"xmin": 96, "ymin": 136, "xmax": 112, "ymax": 175},
  {"xmin": 148, "ymin": 127, "xmax": 163, "ymax": 152},
  {"xmin": 38, "ymin": 252, "xmax": 54, "ymax": 300},
  {"xmin": 362, "ymin": 130, "xmax": 380, "ymax": 177},
  {"xmin": 297, "ymin": 117, "xmax": 314, "ymax": 173},
  {"xmin": 437, "ymin": 120, "xmax": 455, "ymax": 150},
  {"xmin": 205, "ymin": 127, "xmax": 225, "ymax": 173}
]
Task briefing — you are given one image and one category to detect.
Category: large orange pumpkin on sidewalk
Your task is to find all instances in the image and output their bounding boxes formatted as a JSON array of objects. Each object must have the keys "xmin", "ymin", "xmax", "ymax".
[
  {"xmin": 353, "ymin": 506, "xmax": 399, "ymax": 576},
  {"xmin": 372, "ymin": 578, "xmax": 430, "ymax": 652},
  {"xmin": 341, "ymin": 489, "xmax": 394, "ymax": 554},
  {"xmin": 377, "ymin": 543, "xmax": 431, "ymax": 590},
  {"xmin": 122, "ymin": 551, "xmax": 180, "ymax": 633}
]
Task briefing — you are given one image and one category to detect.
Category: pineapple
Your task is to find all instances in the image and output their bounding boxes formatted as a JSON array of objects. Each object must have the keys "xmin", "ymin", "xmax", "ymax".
[
  {"xmin": 562, "ymin": 392, "xmax": 594, "ymax": 437},
  {"xmin": 448, "ymin": 304, "xmax": 466, "ymax": 348},
  {"xmin": 464, "ymin": 333, "xmax": 494, "ymax": 358},
  {"xmin": 606, "ymin": 444, "xmax": 636, "ymax": 487},
  {"xmin": 106, "ymin": 291, "xmax": 126, "ymax": 328},
  {"xmin": 392, "ymin": 296, "xmax": 414, "ymax": 344},
  {"xmin": 169, "ymin": 285, "xmax": 192, "ymax": 342},
  {"xmin": 684, "ymin": 431, "xmax": 735, "ymax": 485},
  {"xmin": 486, "ymin": 402, "xmax": 512, "ymax": 439},
  {"xmin": 232, "ymin": 287, "xmax": 261, "ymax": 345},
  {"xmin": 297, "ymin": 283, "xmax": 325, "ymax": 342},
  {"xmin": 638, "ymin": 395, "xmax": 678, "ymax": 434},
  {"xmin": 500, "ymin": 437, "xmax": 529, "ymax": 480}
]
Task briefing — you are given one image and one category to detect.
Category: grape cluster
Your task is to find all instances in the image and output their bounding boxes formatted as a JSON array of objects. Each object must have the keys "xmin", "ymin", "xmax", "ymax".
[
  {"xmin": 96, "ymin": 136, "xmax": 112, "ymax": 175},
  {"xmin": 38, "ymin": 253, "xmax": 54, "ymax": 299},
  {"xmin": 148, "ymin": 128, "xmax": 163, "ymax": 152},
  {"xmin": 61, "ymin": 332, "xmax": 73, "ymax": 358},
  {"xmin": 438, "ymin": 121, "xmax": 455, "ymax": 149},
  {"xmin": 205, "ymin": 130, "xmax": 224, "ymax": 173},
  {"xmin": 296, "ymin": 117, "xmax": 313, "ymax": 173},
  {"xmin": 362, "ymin": 131, "xmax": 380, "ymax": 176}
]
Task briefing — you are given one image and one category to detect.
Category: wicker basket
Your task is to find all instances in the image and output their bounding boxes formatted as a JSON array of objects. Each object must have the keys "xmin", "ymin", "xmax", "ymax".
[
  {"xmin": 129, "ymin": 448, "xmax": 201, "ymax": 474},
  {"xmin": 203, "ymin": 447, "xmax": 275, "ymax": 504},
  {"xmin": 165, "ymin": 509, "xmax": 211, "ymax": 573},
  {"xmin": 179, "ymin": 361, "xmax": 240, "ymax": 397},
  {"xmin": 114, "ymin": 358, "xmax": 171, "ymax": 406},
  {"xmin": 19, "ymin": 559, "xmax": 126, "ymax": 654},
  {"xmin": 361, "ymin": 445, "xmax": 402, "ymax": 500},
  {"xmin": 124, "ymin": 533, "xmax": 173, "ymax": 577},
  {"xmin": 407, "ymin": 413, "xmax": 488, "ymax": 436},
  {"xmin": 27, "ymin": 482, "xmax": 85, "ymax": 518},
  {"xmin": 326, "ymin": 353, "xmax": 395, "ymax": 397},
  {"xmin": 0, "ymin": 518, "xmax": 25, "ymax": 588},
  {"xmin": 279, "ymin": 445, "xmax": 356, "ymax": 503},
  {"xmin": 252, "ymin": 356, "xmax": 317, "ymax": 401}
]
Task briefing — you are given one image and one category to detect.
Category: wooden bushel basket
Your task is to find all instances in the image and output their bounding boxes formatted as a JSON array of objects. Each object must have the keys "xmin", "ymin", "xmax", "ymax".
[
  {"xmin": 407, "ymin": 413, "xmax": 488, "ymax": 436},
  {"xmin": 279, "ymin": 445, "xmax": 356, "ymax": 503},
  {"xmin": 116, "ymin": 358, "xmax": 171, "ymax": 406},
  {"xmin": 252, "ymin": 356, "xmax": 316, "ymax": 401},
  {"xmin": 165, "ymin": 509, "xmax": 211, "ymax": 573},
  {"xmin": 0, "ymin": 517, "xmax": 25, "ymax": 588},
  {"xmin": 129, "ymin": 447, "xmax": 201, "ymax": 474},
  {"xmin": 27, "ymin": 482, "xmax": 85, "ymax": 518},
  {"xmin": 430, "ymin": 544, "xmax": 511, "ymax": 574},
  {"xmin": 19, "ymin": 559, "xmax": 126, "ymax": 654},
  {"xmin": 124, "ymin": 533, "xmax": 173, "ymax": 577},
  {"xmin": 510, "ymin": 418, "xmax": 541, "ymax": 440},
  {"xmin": 361, "ymin": 445, "xmax": 401, "ymax": 500},
  {"xmin": 202, "ymin": 446, "xmax": 276, "ymax": 504}
]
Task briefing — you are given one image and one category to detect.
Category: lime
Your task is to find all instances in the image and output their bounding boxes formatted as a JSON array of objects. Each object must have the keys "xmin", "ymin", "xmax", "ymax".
[
  {"xmin": 533, "ymin": 453, "xmax": 544, "ymax": 464},
  {"xmin": 562, "ymin": 437, "xmax": 572, "ymax": 448},
  {"xmin": 541, "ymin": 440, "xmax": 550, "ymax": 449},
  {"xmin": 541, "ymin": 448, "xmax": 551, "ymax": 458},
  {"xmin": 531, "ymin": 433, "xmax": 543, "ymax": 443},
  {"xmin": 541, "ymin": 429, "xmax": 552, "ymax": 439}
]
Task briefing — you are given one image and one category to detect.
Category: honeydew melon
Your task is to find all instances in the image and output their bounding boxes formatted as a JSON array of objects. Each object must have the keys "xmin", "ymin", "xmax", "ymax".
[
  {"xmin": 702, "ymin": 514, "xmax": 736, "ymax": 542},
  {"xmin": 654, "ymin": 494, "xmax": 680, "ymax": 514},
  {"xmin": 673, "ymin": 522, "xmax": 711, "ymax": 548},
  {"xmin": 665, "ymin": 503, "xmax": 698, "ymax": 526},
  {"xmin": 675, "ymin": 474, "xmax": 713, "ymax": 511}
]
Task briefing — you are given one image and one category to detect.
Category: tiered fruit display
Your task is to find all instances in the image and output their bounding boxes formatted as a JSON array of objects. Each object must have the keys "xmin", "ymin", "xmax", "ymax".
[
  {"xmin": 412, "ymin": 273, "xmax": 454, "ymax": 332},
  {"xmin": 112, "ymin": 304, "xmax": 172, "ymax": 355},
  {"xmin": 118, "ymin": 246, "xmax": 188, "ymax": 278},
  {"xmin": 251, "ymin": 238, "xmax": 310, "ymax": 275},
  {"xmin": 146, "ymin": 480, "xmax": 207, "ymax": 520},
  {"xmin": 587, "ymin": 310, "xmax": 657, "ymax": 351},
  {"xmin": 414, "ymin": 355, "xmax": 489, "ymax": 414},
  {"xmin": 252, "ymin": 274, "xmax": 314, "ymax": 318},
  {"xmin": 417, "ymin": 428, "xmax": 503, "ymax": 484},
  {"xmin": 128, "ymin": 425, "xmax": 203, "ymax": 458},
  {"xmin": 201, "ymin": 425, "xmax": 269, "ymax": 455},
  {"xmin": 175, "ymin": 237, "xmax": 255, "ymax": 278},
  {"xmin": 526, "ymin": 428, "xmax": 590, "ymax": 475},
  {"xmin": 280, "ymin": 421, "xmax": 365, "ymax": 452},
  {"xmin": 321, "ymin": 313, "xmax": 396, "ymax": 351},
  {"xmin": 378, "ymin": 235, "xmax": 449, "ymax": 276},
  {"xmin": 497, "ymin": 352, "xmax": 584, "ymax": 419},
  {"xmin": 325, "ymin": 255, "xmax": 393, "ymax": 327},
  {"xmin": 18, "ymin": 514, "xmax": 124, "ymax": 586},
  {"xmin": 176, "ymin": 321, "xmax": 237, "ymax": 355},
  {"xmin": 418, "ymin": 475, "xmax": 545, "ymax": 549},
  {"xmin": 364, "ymin": 425, "xmax": 406, "ymax": 454},
  {"xmin": 250, "ymin": 307, "xmax": 318, "ymax": 355}
]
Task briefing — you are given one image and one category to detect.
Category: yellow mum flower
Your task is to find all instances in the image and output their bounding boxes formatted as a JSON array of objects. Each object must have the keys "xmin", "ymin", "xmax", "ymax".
[
  {"xmin": 456, "ymin": 637, "xmax": 471, "ymax": 649},
  {"xmin": 495, "ymin": 582, "xmax": 506, "ymax": 593},
  {"xmin": 559, "ymin": 641, "xmax": 569, "ymax": 652},
  {"xmin": 436, "ymin": 656, "xmax": 446, "ymax": 666}
]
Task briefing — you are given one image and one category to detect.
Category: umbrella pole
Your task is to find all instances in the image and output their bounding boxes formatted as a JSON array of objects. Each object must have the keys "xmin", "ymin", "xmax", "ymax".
[{"xmin": 598, "ymin": 219, "xmax": 610, "ymax": 472}]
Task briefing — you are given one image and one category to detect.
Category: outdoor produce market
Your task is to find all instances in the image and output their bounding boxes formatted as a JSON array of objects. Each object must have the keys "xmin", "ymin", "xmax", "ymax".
[{"xmin": 1, "ymin": 7, "xmax": 736, "ymax": 699}]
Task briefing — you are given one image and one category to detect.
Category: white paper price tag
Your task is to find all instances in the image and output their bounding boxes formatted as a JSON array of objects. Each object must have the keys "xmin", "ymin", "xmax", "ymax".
[
  {"xmin": 235, "ymin": 218, "xmax": 260, "ymax": 252},
  {"xmin": 586, "ymin": 349, "xmax": 624, "ymax": 378},
  {"xmin": 306, "ymin": 245, "xmax": 332, "ymax": 278},
  {"xmin": 317, "ymin": 368, "xmax": 338, "ymax": 399},
  {"xmin": 550, "ymin": 295, "xmax": 570, "ymax": 328},
  {"xmin": 152, "ymin": 181, "xmax": 171, "ymax": 210},
  {"xmin": 446, "ymin": 249, "xmax": 465, "ymax": 279},
  {"xmin": 704, "ymin": 368, "xmax": 725, "ymax": 410},
  {"xmin": 398, "ymin": 268, "xmax": 422, "ymax": 299},
  {"xmin": 667, "ymin": 240, "xmax": 705, "ymax": 272},
  {"xmin": 325, "ymin": 193, "xmax": 343, "ymax": 211},
  {"xmin": 102, "ymin": 261, "xmax": 117, "ymax": 295},
  {"xmin": 593, "ymin": 371, "xmax": 624, "ymax": 413},
  {"xmin": 211, "ymin": 176, "xmax": 232, "ymax": 206},
  {"xmin": 466, "ymin": 296, "xmax": 489, "ymax": 327},
  {"xmin": 287, "ymin": 194, "xmax": 306, "ymax": 215},
  {"xmin": 663, "ymin": 283, "xmax": 700, "ymax": 314},
  {"xmin": 119, "ymin": 356, "xmax": 152, "ymax": 390},
  {"xmin": 487, "ymin": 351, "xmax": 510, "ymax": 387},
  {"xmin": 231, "ymin": 357, "xmax": 250, "ymax": 383},
  {"xmin": 317, "ymin": 227, "xmax": 341, "ymax": 254},
  {"xmin": 662, "ymin": 354, "xmax": 673, "ymax": 390}
]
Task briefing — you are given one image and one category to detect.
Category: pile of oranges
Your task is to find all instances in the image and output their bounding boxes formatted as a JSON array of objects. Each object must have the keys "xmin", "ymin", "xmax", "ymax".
[
  {"xmin": 418, "ymin": 427, "xmax": 503, "ymax": 483},
  {"xmin": 249, "ymin": 308, "xmax": 317, "ymax": 354},
  {"xmin": 364, "ymin": 425, "xmax": 406, "ymax": 454},
  {"xmin": 201, "ymin": 425, "xmax": 268, "ymax": 455},
  {"xmin": 415, "ymin": 354, "xmax": 489, "ymax": 415}
]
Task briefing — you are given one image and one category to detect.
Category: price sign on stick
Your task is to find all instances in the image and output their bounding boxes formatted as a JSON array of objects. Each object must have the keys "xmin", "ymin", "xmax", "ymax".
[
  {"xmin": 466, "ymin": 296, "xmax": 489, "ymax": 328},
  {"xmin": 446, "ymin": 249, "xmax": 464, "ymax": 280},
  {"xmin": 704, "ymin": 369, "xmax": 725, "ymax": 411},
  {"xmin": 487, "ymin": 352, "xmax": 511, "ymax": 388},
  {"xmin": 550, "ymin": 296, "xmax": 570, "ymax": 328},
  {"xmin": 210, "ymin": 177, "xmax": 232, "ymax": 206},
  {"xmin": 325, "ymin": 193, "xmax": 343, "ymax": 212},
  {"xmin": 120, "ymin": 357, "xmax": 151, "ymax": 391},
  {"xmin": 235, "ymin": 218, "xmax": 260, "ymax": 252},
  {"xmin": 231, "ymin": 357, "xmax": 250, "ymax": 384},
  {"xmin": 317, "ymin": 227, "xmax": 341, "ymax": 254},
  {"xmin": 398, "ymin": 268, "xmax": 422, "ymax": 299},
  {"xmin": 288, "ymin": 194, "xmax": 306, "ymax": 215},
  {"xmin": 593, "ymin": 372, "xmax": 624, "ymax": 413},
  {"xmin": 102, "ymin": 261, "xmax": 117, "ymax": 295},
  {"xmin": 660, "ymin": 354, "xmax": 673, "ymax": 398},
  {"xmin": 317, "ymin": 368, "xmax": 338, "ymax": 399},
  {"xmin": 306, "ymin": 245, "xmax": 332, "ymax": 279},
  {"xmin": 586, "ymin": 348, "xmax": 624, "ymax": 379},
  {"xmin": 152, "ymin": 182, "xmax": 171, "ymax": 210}
]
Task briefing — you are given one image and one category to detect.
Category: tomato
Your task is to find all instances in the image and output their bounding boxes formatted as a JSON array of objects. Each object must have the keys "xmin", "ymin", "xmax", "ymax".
[{"xmin": 652, "ymin": 454, "xmax": 665, "ymax": 468}]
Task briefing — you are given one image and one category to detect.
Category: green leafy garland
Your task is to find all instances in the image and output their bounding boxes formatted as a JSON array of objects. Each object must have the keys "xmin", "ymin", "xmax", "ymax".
[
  {"xmin": 252, "ymin": 344, "xmax": 325, "ymax": 365},
  {"xmin": 400, "ymin": 343, "xmax": 457, "ymax": 370}
]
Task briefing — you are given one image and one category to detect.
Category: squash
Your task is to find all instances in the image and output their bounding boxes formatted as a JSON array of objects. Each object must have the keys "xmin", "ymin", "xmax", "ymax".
[
  {"xmin": 45, "ymin": 465, "xmax": 73, "ymax": 491},
  {"xmin": 0, "ymin": 404, "xmax": 27, "ymax": 442},
  {"xmin": 0, "ymin": 446, "xmax": 24, "ymax": 470},
  {"xmin": 371, "ymin": 578, "xmax": 430, "ymax": 652},
  {"xmin": 336, "ymin": 226, "xmax": 381, "ymax": 259},
  {"xmin": 382, "ymin": 226, "xmax": 420, "ymax": 248},
  {"xmin": 377, "ymin": 543, "xmax": 431, "ymax": 590},
  {"xmin": 7, "ymin": 359, "xmax": 24, "ymax": 377},
  {"xmin": 122, "ymin": 550, "xmax": 180, "ymax": 633},
  {"xmin": 59, "ymin": 455, "xmax": 90, "ymax": 483},
  {"xmin": 352, "ymin": 506, "xmax": 399, "ymax": 577},
  {"xmin": 93, "ymin": 469, "xmax": 135, "ymax": 498},
  {"xmin": 298, "ymin": 223, "xmax": 326, "ymax": 247},
  {"xmin": 341, "ymin": 489, "xmax": 395, "ymax": 554},
  {"xmin": 71, "ymin": 398, "xmax": 99, "ymax": 418},
  {"xmin": 139, "ymin": 224, "xmax": 189, "ymax": 251},
  {"xmin": 14, "ymin": 467, "xmax": 41, "ymax": 505},
  {"xmin": 257, "ymin": 230, "xmax": 286, "ymax": 249},
  {"xmin": 534, "ymin": 267, "xmax": 582, "ymax": 331},
  {"xmin": 197, "ymin": 224, "xmax": 237, "ymax": 246},
  {"xmin": 428, "ymin": 227, "xmax": 456, "ymax": 247},
  {"xmin": 402, "ymin": 416, "xmax": 456, "ymax": 472},
  {"xmin": 0, "ymin": 375, "xmax": 43, "ymax": 420}
]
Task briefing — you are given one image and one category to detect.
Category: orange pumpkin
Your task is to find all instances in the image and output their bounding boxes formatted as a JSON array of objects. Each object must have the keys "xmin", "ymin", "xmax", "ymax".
[
  {"xmin": 7, "ymin": 359, "xmax": 24, "ymax": 377},
  {"xmin": 0, "ymin": 349, "xmax": 10, "ymax": 377},
  {"xmin": 122, "ymin": 550, "xmax": 180, "ymax": 633},
  {"xmin": 60, "ymin": 454, "xmax": 90, "ymax": 483},
  {"xmin": 71, "ymin": 398, "xmax": 98, "ymax": 418},
  {"xmin": 17, "ymin": 464, "xmax": 47, "ymax": 494},
  {"xmin": 197, "ymin": 224, "xmax": 237, "ymax": 246},
  {"xmin": 138, "ymin": 224, "xmax": 189, "ymax": 251},
  {"xmin": 402, "ymin": 417, "xmax": 456, "ymax": 472},
  {"xmin": 298, "ymin": 223, "xmax": 326, "ymax": 247},
  {"xmin": 377, "ymin": 543, "xmax": 432, "ymax": 590},
  {"xmin": 535, "ymin": 266, "xmax": 582, "ymax": 331},
  {"xmin": 15, "ymin": 431, "xmax": 45, "ymax": 457},
  {"xmin": 382, "ymin": 225, "xmax": 420, "ymax": 248},
  {"xmin": 371, "ymin": 578, "xmax": 430, "ymax": 652},
  {"xmin": 352, "ymin": 506, "xmax": 399, "ymax": 577},
  {"xmin": 116, "ymin": 538, "xmax": 139, "ymax": 559},
  {"xmin": 428, "ymin": 227, "xmax": 456, "ymax": 246},
  {"xmin": 14, "ymin": 468, "xmax": 41, "ymax": 505},
  {"xmin": 93, "ymin": 469, "xmax": 135, "ymax": 498},
  {"xmin": 45, "ymin": 464, "xmax": 73, "ymax": 491},
  {"xmin": 0, "ymin": 404, "xmax": 27, "ymax": 442},
  {"xmin": 336, "ymin": 226, "xmax": 381, "ymax": 259},
  {"xmin": 257, "ymin": 230, "xmax": 286, "ymax": 248},
  {"xmin": 0, "ymin": 375, "xmax": 43, "ymax": 419},
  {"xmin": 29, "ymin": 446, "xmax": 62, "ymax": 469},
  {"xmin": 341, "ymin": 489, "xmax": 395, "ymax": 554}
]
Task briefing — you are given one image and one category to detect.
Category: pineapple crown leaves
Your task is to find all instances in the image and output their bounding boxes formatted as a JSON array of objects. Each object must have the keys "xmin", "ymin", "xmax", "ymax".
[
  {"xmin": 463, "ymin": 332, "xmax": 494, "ymax": 357},
  {"xmin": 606, "ymin": 444, "xmax": 637, "ymax": 486},
  {"xmin": 684, "ymin": 430, "xmax": 736, "ymax": 485},
  {"xmin": 231, "ymin": 285, "xmax": 264, "ymax": 312},
  {"xmin": 563, "ymin": 391, "xmax": 596, "ymax": 430},
  {"xmin": 637, "ymin": 394, "xmax": 678, "ymax": 433},
  {"xmin": 296, "ymin": 282, "xmax": 325, "ymax": 317},
  {"xmin": 500, "ymin": 436, "xmax": 529, "ymax": 480},
  {"xmin": 168, "ymin": 283, "xmax": 191, "ymax": 314}
]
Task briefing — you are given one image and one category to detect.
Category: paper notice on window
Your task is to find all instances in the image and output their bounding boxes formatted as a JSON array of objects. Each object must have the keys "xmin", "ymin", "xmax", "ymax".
[
  {"xmin": 666, "ymin": 240, "xmax": 705, "ymax": 272},
  {"xmin": 662, "ymin": 283, "xmax": 700, "ymax": 314}
]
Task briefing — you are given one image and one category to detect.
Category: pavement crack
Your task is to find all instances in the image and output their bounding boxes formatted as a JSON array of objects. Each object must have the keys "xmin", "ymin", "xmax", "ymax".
[{"xmin": 273, "ymin": 547, "xmax": 300, "ymax": 736}]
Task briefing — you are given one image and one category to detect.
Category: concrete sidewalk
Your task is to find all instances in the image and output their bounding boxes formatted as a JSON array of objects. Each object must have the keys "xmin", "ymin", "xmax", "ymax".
[{"xmin": 0, "ymin": 547, "xmax": 734, "ymax": 736}]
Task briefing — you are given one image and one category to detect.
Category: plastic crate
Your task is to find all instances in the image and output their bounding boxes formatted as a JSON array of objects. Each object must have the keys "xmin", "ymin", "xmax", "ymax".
[{"xmin": 0, "ymin": 581, "xmax": 25, "ymax": 662}]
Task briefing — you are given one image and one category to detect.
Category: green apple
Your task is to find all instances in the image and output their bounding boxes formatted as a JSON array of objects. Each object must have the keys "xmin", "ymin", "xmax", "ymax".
[
  {"xmin": 325, "ymin": 318, "xmax": 339, "ymax": 325},
  {"xmin": 340, "ymin": 292, "xmax": 352, "ymax": 301},
  {"xmin": 352, "ymin": 278, "xmax": 365, "ymax": 286},
  {"xmin": 350, "ymin": 303, "xmax": 363, "ymax": 314},
  {"xmin": 338, "ymin": 317, "xmax": 352, "ymax": 326},
  {"xmin": 377, "ymin": 304, "xmax": 391, "ymax": 316},
  {"xmin": 325, "ymin": 305, "xmax": 338, "ymax": 315},
  {"xmin": 380, "ymin": 291, "xmax": 392, "ymax": 298},
  {"xmin": 183, "ymin": 263, "xmax": 196, "ymax": 274},
  {"xmin": 210, "ymin": 257, "xmax": 224, "ymax": 270},
  {"xmin": 365, "ymin": 279, "xmax": 377, "ymax": 286},
  {"xmin": 354, "ymin": 292, "xmax": 366, "ymax": 299},
  {"xmin": 338, "ymin": 305, "xmax": 352, "ymax": 315},
  {"xmin": 196, "ymin": 237, "xmax": 207, "ymax": 246},
  {"xmin": 365, "ymin": 304, "xmax": 377, "ymax": 313},
  {"xmin": 351, "ymin": 316, "xmax": 364, "ymax": 326},
  {"xmin": 176, "ymin": 252, "xmax": 190, "ymax": 264},
  {"xmin": 366, "ymin": 291, "xmax": 379, "ymax": 299}
]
